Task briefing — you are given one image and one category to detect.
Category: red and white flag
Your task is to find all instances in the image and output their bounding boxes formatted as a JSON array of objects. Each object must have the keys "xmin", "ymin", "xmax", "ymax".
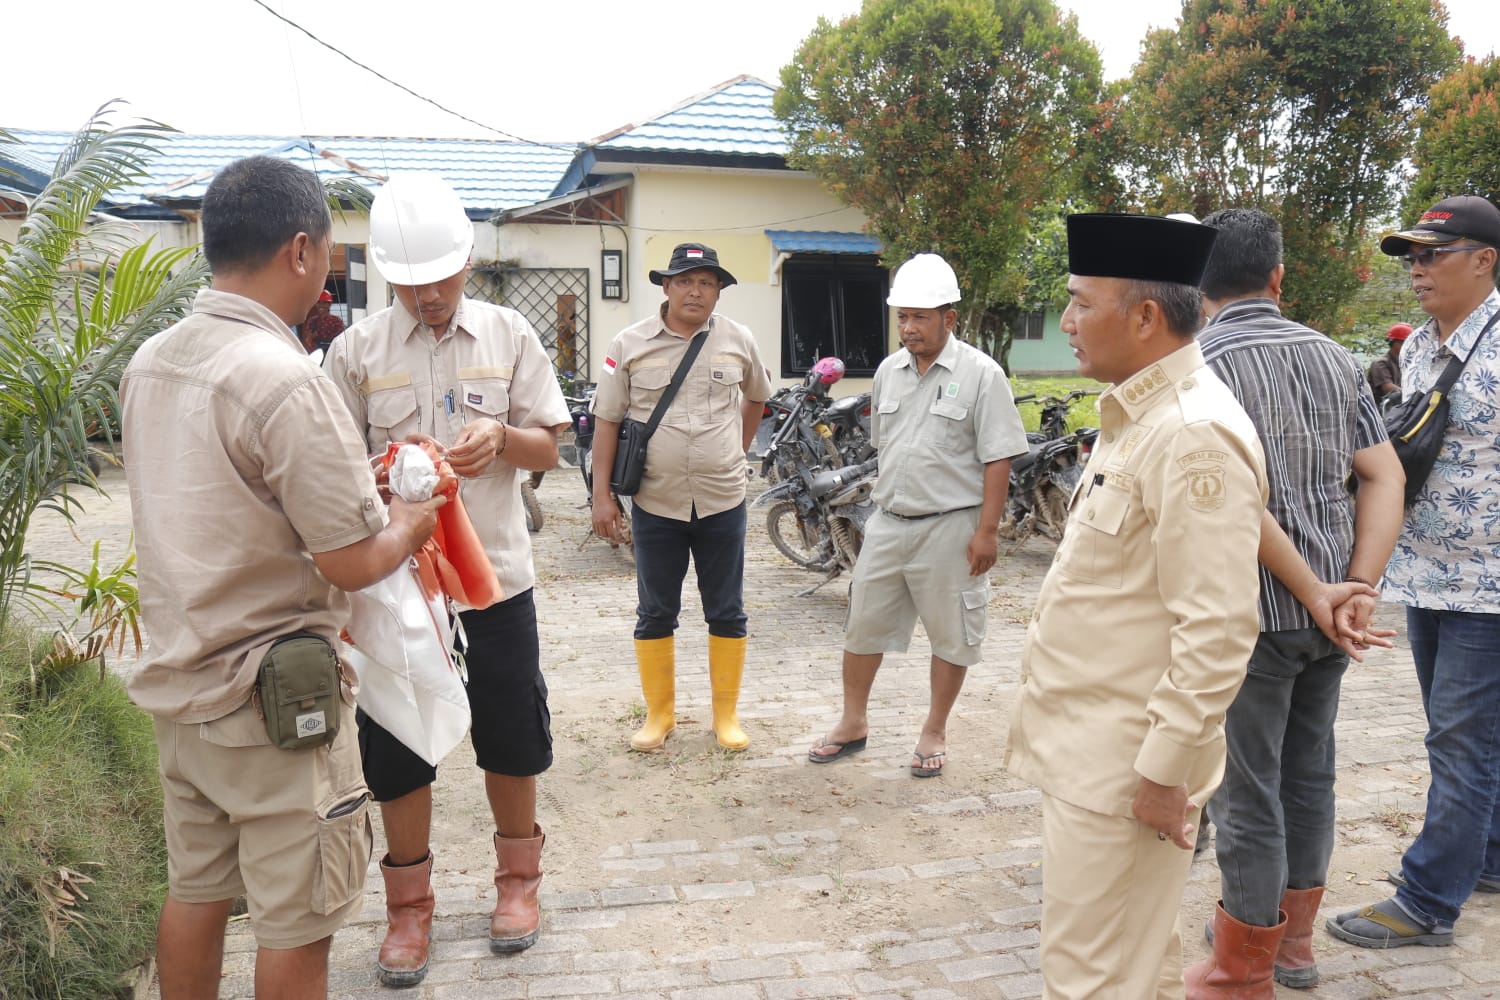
[{"xmin": 602, "ymin": 356, "xmax": 618, "ymax": 376}]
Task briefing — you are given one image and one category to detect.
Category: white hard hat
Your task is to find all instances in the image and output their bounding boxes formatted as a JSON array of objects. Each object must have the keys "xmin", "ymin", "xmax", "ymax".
[
  {"xmin": 887, "ymin": 253, "xmax": 962, "ymax": 308},
  {"xmin": 368, "ymin": 173, "xmax": 474, "ymax": 286}
]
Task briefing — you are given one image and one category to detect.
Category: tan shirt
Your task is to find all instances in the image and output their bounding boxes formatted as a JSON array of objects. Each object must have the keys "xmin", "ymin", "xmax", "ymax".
[
  {"xmin": 1005, "ymin": 341, "xmax": 1268, "ymax": 817},
  {"xmin": 325, "ymin": 297, "xmax": 570, "ymax": 597},
  {"xmin": 870, "ymin": 334, "xmax": 1028, "ymax": 515},
  {"xmin": 592, "ymin": 309, "xmax": 772, "ymax": 521},
  {"xmin": 122, "ymin": 289, "xmax": 387, "ymax": 724}
]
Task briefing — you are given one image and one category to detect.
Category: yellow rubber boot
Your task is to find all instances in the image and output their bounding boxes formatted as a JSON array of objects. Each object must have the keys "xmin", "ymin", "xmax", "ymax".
[
  {"xmin": 630, "ymin": 637, "xmax": 676, "ymax": 751},
  {"xmin": 708, "ymin": 635, "xmax": 750, "ymax": 750}
]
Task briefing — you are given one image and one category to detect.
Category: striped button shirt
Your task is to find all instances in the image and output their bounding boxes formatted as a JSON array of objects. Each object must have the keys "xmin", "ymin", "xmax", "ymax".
[{"xmin": 1198, "ymin": 298, "xmax": 1388, "ymax": 631}]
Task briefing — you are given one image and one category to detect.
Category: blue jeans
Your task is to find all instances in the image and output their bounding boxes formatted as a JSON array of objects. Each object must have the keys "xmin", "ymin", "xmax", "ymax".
[
  {"xmin": 1396, "ymin": 607, "xmax": 1500, "ymax": 928},
  {"xmin": 1210, "ymin": 628, "xmax": 1347, "ymax": 927},
  {"xmin": 631, "ymin": 501, "xmax": 748, "ymax": 640}
]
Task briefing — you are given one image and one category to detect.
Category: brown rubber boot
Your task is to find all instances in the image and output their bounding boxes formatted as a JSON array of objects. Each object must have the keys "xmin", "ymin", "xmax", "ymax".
[
  {"xmin": 1184, "ymin": 902, "xmax": 1288, "ymax": 999},
  {"xmin": 490, "ymin": 824, "xmax": 544, "ymax": 953},
  {"xmin": 1274, "ymin": 886, "xmax": 1325, "ymax": 988},
  {"xmin": 377, "ymin": 853, "xmax": 435, "ymax": 987}
]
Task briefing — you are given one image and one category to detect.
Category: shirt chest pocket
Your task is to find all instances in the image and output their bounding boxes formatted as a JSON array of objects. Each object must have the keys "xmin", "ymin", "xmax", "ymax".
[
  {"xmin": 926, "ymin": 399, "xmax": 971, "ymax": 451},
  {"xmin": 459, "ymin": 376, "xmax": 511, "ymax": 422},
  {"xmin": 628, "ymin": 364, "xmax": 673, "ymax": 418},
  {"xmin": 366, "ymin": 386, "xmax": 420, "ymax": 447},
  {"xmin": 1061, "ymin": 487, "xmax": 1130, "ymax": 589},
  {"xmin": 707, "ymin": 363, "xmax": 743, "ymax": 420}
]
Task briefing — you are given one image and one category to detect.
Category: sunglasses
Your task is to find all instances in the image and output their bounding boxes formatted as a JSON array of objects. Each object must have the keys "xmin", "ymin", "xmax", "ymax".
[{"xmin": 1399, "ymin": 245, "xmax": 1483, "ymax": 270}]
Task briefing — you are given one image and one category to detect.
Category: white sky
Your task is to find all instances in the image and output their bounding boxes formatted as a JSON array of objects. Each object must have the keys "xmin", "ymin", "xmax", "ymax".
[{"xmin": 9, "ymin": 0, "xmax": 1496, "ymax": 143}]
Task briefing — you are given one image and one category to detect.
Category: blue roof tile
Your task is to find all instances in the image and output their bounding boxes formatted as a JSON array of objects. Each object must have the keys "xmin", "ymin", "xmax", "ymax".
[
  {"xmin": 767, "ymin": 230, "xmax": 883, "ymax": 255},
  {"xmin": 594, "ymin": 77, "xmax": 786, "ymax": 158},
  {"xmin": 2, "ymin": 129, "xmax": 577, "ymax": 215}
]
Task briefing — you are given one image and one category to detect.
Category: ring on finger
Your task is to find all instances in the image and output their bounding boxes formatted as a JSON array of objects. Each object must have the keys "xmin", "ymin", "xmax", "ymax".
[{"xmin": 1157, "ymin": 831, "xmax": 1167, "ymax": 841}]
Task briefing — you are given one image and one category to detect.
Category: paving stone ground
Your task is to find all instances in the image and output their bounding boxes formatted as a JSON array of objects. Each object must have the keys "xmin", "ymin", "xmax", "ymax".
[{"xmin": 24, "ymin": 458, "xmax": 1500, "ymax": 999}]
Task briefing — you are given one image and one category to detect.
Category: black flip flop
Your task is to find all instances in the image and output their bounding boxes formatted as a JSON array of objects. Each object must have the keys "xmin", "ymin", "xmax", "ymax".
[
  {"xmin": 911, "ymin": 749, "xmax": 945, "ymax": 777},
  {"xmin": 808, "ymin": 735, "xmax": 867, "ymax": 763}
]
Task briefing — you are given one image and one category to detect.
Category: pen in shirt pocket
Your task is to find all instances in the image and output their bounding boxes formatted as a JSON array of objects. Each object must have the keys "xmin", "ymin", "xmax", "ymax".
[
  {"xmin": 445, "ymin": 390, "xmax": 455, "ymax": 415},
  {"xmin": 1087, "ymin": 473, "xmax": 1104, "ymax": 496}
]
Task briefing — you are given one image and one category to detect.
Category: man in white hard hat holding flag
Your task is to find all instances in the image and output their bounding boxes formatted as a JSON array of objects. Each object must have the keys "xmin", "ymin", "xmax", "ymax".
[
  {"xmin": 808, "ymin": 252, "xmax": 1027, "ymax": 777},
  {"xmin": 325, "ymin": 173, "xmax": 569, "ymax": 986}
]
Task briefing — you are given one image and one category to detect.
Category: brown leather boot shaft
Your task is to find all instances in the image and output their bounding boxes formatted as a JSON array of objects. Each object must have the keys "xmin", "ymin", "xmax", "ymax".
[
  {"xmin": 1273, "ymin": 885, "xmax": 1325, "ymax": 988},
  {"xmin": 377, "ymin": 854, "xmax": 436, "ymax": 987},
  {"xmin": 1184, "ymin": 902, "xmax": 1288, "ymax": 999},
  {"xmin": 491, "ymin": 824, "xmax": 545, "ymax": 953}
]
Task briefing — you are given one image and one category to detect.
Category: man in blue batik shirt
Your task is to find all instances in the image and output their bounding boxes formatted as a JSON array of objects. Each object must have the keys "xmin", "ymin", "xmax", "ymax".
[{"xmin": 1330, "ymin": 195, "xmax": 1500, "ymax": 951}]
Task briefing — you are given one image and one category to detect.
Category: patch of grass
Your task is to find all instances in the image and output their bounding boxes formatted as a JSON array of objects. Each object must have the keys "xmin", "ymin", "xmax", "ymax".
[
  {"xmin": 0, "ymin": 626, "xmax": 165, "ymax": 999},
  {"xmin": 1010, "ymin": 374, "xmax": 1102, "ymax": 433}
]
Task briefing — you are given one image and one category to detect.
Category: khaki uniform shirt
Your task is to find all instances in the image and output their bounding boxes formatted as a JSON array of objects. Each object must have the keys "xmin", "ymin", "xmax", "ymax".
[
  {"xmin": 325, "ymin": 297, "xmax": 570, "ymax": 597},
  {"xmin": 592, "ymin": 308, "xmax": 772, "ymax": 521},
  {"xmin": 122, "ymin": 289, "xmax": 387, "ymax": 724},
  {"xmin": 870, "ymin": 334, "xmax": 1028, "ymax": 515},
  {"xmin": 1006, "ymin": 342, "xmax": 1268, "ymax": 817}
]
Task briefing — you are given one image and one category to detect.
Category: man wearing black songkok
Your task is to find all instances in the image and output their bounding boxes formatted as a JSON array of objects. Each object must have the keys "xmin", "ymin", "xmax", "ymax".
[{"xmin": 1005, "ymin": 214, "xmax": 1270, "ymax": 998}]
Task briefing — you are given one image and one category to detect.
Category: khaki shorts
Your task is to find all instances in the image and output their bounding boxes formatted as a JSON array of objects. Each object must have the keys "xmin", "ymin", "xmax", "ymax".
[
  {"xmin": 843, "ymin": 507, "xmax": 990, "ymax": 666},
  {"xmin": 153, "ymin": 698, "xmax": 372, "ymax": 949}
]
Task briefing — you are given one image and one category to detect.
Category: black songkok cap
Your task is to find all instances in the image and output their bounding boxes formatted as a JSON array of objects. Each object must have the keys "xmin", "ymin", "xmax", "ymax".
[{"xmin": 1066, "ymin": 213, "xmax": 1220, "ymax": 287}]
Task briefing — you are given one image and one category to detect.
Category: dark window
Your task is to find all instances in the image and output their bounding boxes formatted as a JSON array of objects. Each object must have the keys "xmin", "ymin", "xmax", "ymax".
[
  {"xmin": 780, "ymin": 255, "xmax": 888, "ymax": 377},
  {"xmin": 1014, "ymin": 310, "xmax": 1045, "ymax": 341}
]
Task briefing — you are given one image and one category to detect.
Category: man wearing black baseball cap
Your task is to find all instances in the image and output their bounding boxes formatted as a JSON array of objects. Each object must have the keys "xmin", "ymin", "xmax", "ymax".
[
  {"xmin": 1329, "ymin": 194, "xmax": 1500, "ymax": 952},
  {"xmin": 591, "ymin": 242, "xmax": 772, "ymax": 753},
  {"xmin": 1006, "ymin": 214, "xmax": 1270, "ymax": 997}
]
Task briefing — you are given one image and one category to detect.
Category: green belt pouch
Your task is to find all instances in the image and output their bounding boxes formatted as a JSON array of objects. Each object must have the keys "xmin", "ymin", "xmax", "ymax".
[{"xmin": 256, "ymin": 632, "xmax": 341, "ymax": 751}]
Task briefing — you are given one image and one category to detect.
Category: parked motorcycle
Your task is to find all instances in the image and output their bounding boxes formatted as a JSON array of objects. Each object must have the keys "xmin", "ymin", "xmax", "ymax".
[
  {"xmin": 754, "ymin": 450, "xmax": 880, "ymax": 593},
  {"xmin": 566, "ymin": 387, "xmax": 632, "ymax": 550},
  {"xmin": 1000, "ymin": 390, "xmax": 1099, "ymax": 544},
  {"xmin": 753, "ymin": 357, "xmax": 872, "ymax": 482}
]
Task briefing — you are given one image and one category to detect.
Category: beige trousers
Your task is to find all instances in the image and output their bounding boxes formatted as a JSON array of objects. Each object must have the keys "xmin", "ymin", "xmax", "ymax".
[{"xmin": 1039, "ymin": 792, "xmax": 1200, "ymax": 999}]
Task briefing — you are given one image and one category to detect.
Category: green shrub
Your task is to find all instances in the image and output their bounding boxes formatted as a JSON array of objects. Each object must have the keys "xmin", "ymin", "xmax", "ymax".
[{"xmin": 0, "ymin": 628, "xmax": 164, "ymax": 999}]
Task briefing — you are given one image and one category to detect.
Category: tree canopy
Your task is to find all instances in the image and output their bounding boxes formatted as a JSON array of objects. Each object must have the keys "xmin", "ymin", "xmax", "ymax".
[
  {"xmin": 1404, "ymin": 54, "xmax": 1500, "ymax": 220},
  {"xmin": 774, "ymin": 0, "xmax": 1106, "ymax": 359},
  {"xmin": 1108, "ymin": 0, "xmax": 1459, "ymax": 338}
]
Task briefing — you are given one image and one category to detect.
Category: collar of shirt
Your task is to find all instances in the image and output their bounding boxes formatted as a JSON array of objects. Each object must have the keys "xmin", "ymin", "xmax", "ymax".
[
  {"xmin": 1206, "ymin": 297, "xmax": 1280, "ymax": 328},
  {"xmin": 652, "ymin": 302, "xmax": 713, "ymax": 340},
  {"xmin": 891, "ymin": 330, "xmax": 962, "ymax": 373},
  {"xmin": 1426, "ymin": 288, "xmax": 1500, "ymax": 360},
  {"xmin": 1100, "ymin": 340, "xmax": 1206, "ymax": 422},
  {"xmin": 193, "ymin": 287, "xmax": 304, "ymax": 351},
  {"xmin": 393, "ymin": 296, "xmax": 477, "ymax": 345}
]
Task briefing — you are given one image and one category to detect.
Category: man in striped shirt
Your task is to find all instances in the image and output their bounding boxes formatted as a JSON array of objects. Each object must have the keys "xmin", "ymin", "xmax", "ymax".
[{"xmin": 1183, "ymin": 208, "xmax": 1405, "ymax": 996}]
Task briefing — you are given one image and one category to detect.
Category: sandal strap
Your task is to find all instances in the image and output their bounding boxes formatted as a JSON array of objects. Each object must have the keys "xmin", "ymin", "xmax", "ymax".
[{"xmin": 1359, "ymin": 905, "xmax": 1422, "ymax": 938}]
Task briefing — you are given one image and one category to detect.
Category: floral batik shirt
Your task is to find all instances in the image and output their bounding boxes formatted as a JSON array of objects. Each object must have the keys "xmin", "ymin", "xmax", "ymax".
[{"xmin": 1383, "ymin": 288, "xmax": 1500, "ymax": 613}]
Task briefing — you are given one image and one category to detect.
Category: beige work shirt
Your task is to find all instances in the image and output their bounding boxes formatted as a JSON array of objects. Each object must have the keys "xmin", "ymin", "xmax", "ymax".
[
  {"xmin": 325, "ymin": 297, "xmax": 570, "ymax": 597},
  {"xmin": 591, "ymin": 309, "xmax": 772, "ymax": 521},
  {"xmin": 122, "ymin": 289, "xmax": 387, "ymax": 724},
  {"xmin": 1005, "ymin": 341, "xmax": 1268, "ymax": 817},
  {"xmin": 870, "ymin": 334, "xmax": 1028, "ymax": 515}
]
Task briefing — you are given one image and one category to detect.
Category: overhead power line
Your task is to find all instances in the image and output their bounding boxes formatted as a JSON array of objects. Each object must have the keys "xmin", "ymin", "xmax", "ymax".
[{"xmin": 247, "ymin": 0, "xmax": 576, "ymax": 150}]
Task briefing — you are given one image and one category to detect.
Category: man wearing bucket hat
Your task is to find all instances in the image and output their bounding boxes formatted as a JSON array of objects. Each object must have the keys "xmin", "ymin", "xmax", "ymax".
[
  {"xmin": 1368, "ymin": 322, "xmax": 1411, "ymax": 403},
  {"xmin": 590, "ymin": 243, "xmax": 773, "ymax": 752},
  {"xmin": 325, "ymin": 173, "xmax": 570, "ymax": 984},
  {"xmin": 1005, "ymin": 214, "xmax": 1269, "ymax": 997},
  {"xmin": 1327, "ymin": 194, "xmax": 1500, "ymax": 952},
  {"xmin": 806, "ymin": 252, "xmax": 1027, "ymax": 777}
]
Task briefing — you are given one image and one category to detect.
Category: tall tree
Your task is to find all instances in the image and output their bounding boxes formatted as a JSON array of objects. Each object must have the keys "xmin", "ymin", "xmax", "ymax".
[
  {"xmin": 1114, "ymin": 0, "xmax": 1459, "ymax": 338},
  {"xmin": 774, "ymin": 0, "xmax": 1105, "ymax": 365},
  {"xmin": 1404, "ymin": 55, "xmax": 1500, "ymax": 219}
]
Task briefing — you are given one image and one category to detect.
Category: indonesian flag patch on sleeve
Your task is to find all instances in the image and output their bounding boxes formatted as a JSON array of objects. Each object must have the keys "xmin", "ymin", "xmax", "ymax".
[{"xmin": 602, "ymin": 356, "xmax": 618, "ymax": 376}]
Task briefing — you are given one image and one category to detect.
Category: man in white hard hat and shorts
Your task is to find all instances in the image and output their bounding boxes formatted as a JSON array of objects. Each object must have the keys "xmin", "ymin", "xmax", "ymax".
[
  {"xmin": 325, "ymin": 173, "xmax": 569, "ymax": 986},
  {"xmin": 808, "ymin": 252, "xmax": 1027, "ymax": 777}
]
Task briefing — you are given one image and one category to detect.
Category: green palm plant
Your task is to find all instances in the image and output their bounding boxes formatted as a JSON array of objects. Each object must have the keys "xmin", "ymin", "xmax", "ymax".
[{"xmin": 0, "ymin": 106, "xmax": 208, "ymax": 632}]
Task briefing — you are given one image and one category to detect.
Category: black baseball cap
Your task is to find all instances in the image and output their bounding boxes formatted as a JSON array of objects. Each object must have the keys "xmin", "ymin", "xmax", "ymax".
[
  {"xmin": 648, "ymin": 243, "xmax": 737, "ymax": 287},
  {"xmin": 1379, "ymin": 195, "xmax": 1500, "ymax": 255}
]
